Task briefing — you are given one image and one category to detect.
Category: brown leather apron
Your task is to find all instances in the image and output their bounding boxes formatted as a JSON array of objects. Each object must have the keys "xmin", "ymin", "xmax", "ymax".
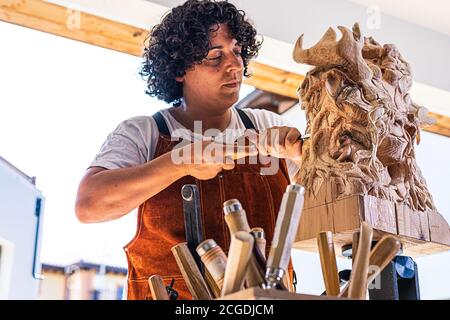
[{"xmin": 124, "ymin": 109, "xmax": 294, "ymax": 300}]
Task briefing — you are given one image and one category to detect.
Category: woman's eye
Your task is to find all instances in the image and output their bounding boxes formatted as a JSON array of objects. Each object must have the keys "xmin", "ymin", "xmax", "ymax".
[{"xmin": 207, "ymin": 55, "xmax": 222, "ymax": 60}]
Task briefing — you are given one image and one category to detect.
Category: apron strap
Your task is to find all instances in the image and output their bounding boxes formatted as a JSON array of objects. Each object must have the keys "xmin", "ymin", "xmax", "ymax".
[
  {"xmin": 236, "ymin": 108, "xmax": 256, "ymax": 130},
  {"xmin": 152, "ymin": 111, "xmax": 171, "ymax": 137},
  {"xmin": 152, "ymin": 108, "xmax": 257, "ymax": 138}
]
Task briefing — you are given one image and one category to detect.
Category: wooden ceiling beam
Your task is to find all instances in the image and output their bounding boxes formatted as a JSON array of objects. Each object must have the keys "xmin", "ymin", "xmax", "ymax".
[{"xmin": 1, "ymin": 0, "xmax": 448, "ymax": 137}]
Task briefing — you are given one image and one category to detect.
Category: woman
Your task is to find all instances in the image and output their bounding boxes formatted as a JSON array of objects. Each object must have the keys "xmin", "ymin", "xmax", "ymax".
[{"xmin": 75, "ymin": 0, "xmax": 303, "ymax": 299}]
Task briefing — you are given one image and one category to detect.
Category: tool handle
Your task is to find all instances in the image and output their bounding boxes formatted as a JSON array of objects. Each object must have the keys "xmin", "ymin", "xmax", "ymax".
[
  {"xmin": 171, "ymin": 243, "xmax": 213, "ymax": 300},
  {"xmin": 317, "ymin": 231, "xmax": 340, "ymax": 296},
  {"xmin": 197, "ymin": 239, "xmax": 227, "ymax": 296},
  {"xmin": 339, "ymin": 235, "xmax": 401, "ymax": 298},
  {"xmin": 148, "ymin": 275, "xmax": 169, "ymax": 300},
  {"xmin": 367, "ymin": 235, "xmax": 401, "ymax": 283},
  {"xmin": 223, "ymin": 199, "xmax": 251, "ymax": 233},
  {"xmin": 221, "ymin": 231, "xmax": 254, "ymax": 297},
  {"xmin": 347, "ymin": 222, "xmax": 373, "ymax": 299},
  {"xmin": 267, "ymin": 185, "xmax": 305, "ymax": 275},
  {"xmin": 251, "ymin": 227, "xmax": 266, "ymax": 259},
  {"xmin": 223, "ymin": 200, "xmax": 264, "ymax": 287}
]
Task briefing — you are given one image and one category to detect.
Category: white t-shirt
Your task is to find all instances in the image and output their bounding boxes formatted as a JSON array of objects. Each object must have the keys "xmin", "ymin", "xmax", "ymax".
[{"xmin": 90, "ymin": 107, "xmax": 300, "ymax": 181}]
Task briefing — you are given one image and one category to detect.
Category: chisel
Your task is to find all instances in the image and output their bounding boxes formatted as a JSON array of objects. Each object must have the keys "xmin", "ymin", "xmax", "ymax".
[
  {"xmin": 317, "ymin": 231, "xmax": 340, "ymax": 296},
  {"xmin": 148, "ymin": 275, "xmax": 169, "ymax": 300},
  {"xmin": 223, "ymin": 200, "xmax": 265, "ymax": 288},
  {"xmin": 265, "ymin": 184, "xmax": 305, "ymax": 289},
  {"xmin": 347, "ymin": 222, "xmax": 373, "ymax": 299},
  {"xmin": 171, "ymin": 242, "xmax": 213, "ymax": 300},
  {"xmin": 339, "ymin": 235, "xmax": 401, "ymax": 297},
  {"xmin": 196, "ymin": 239, "xmax": 227, "ymax": 298},
  {"xmin": 250, "ymin": 227, "xmax": 266, "ymax": 259},
  {"xmin": 221, "ymin": 231, "xmax": 254, "ymax": 297}
]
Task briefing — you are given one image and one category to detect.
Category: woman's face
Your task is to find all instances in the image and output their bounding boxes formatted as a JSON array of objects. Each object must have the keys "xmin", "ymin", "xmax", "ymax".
[{"xmin": 177, "ymin": 23, "xmax": 244, "ymax": 114}]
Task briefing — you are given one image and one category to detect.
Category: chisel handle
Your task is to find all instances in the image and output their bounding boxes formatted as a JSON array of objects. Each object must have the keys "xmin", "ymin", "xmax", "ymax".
[
  {"xmin": 251, "ymin": 227, "xmax": 266, "ymax": 259},
  {"xmin": 221, "ymin": 231, "xmax": 254, "ymax": 297},
  {"xmin": 223, "ymin": 200, "xmax": 264, "ymax": 288},
  {"xmin": 223, "ymin": 199, "xmax": 251, "ymax": 233},
  {"xmin": 265, "ymin": 184, "xmax": 305, "ymax": 289},
  {"xmin": 148, "ymin": 275, "xmax": 169, "ymax": 300},
  {"xmin": 171, "ymin": 242, "xmax": 213, "ymax": 300},
  {"xmin": 347, "ymin": 222, "xmax": 373, "ymax": 299},
  {"xmin": 317, "ymin": 231, "xmax": 340, "ymax": 296},
  {"xmin": 339, "ymin": 235, "xmax": 401, "ymax": 297},
  {"xmin": 197, "ymin": 239, "xmax": 227, "ymax": 297}
]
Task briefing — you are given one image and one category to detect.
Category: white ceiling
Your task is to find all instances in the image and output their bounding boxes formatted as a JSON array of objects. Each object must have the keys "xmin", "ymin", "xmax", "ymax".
[{"xmin": 349, "ymin": 0, "xmax": 450, "ymax": 37}]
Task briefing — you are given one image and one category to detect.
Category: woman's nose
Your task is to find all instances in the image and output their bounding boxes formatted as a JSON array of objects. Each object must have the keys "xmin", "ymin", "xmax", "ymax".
[{"xmin": 226, "ymin": 53, "xmax": 243, "ymax": 73}]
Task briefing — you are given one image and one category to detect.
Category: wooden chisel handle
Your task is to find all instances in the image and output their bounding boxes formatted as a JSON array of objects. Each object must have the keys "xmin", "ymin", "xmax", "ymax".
[
  {"xmin": 265, "ymin": 184, "xmax": 305, "ymax": 289},
  {"xmin": 148, "ymin": 275, "xmax": 169, "ymax": 300},
  {"xmin": 367, "ymin": 235, "xmax": 401, "ymax": 284},
  {"xmin": 171, "ymin": 242, "xmax": 213, "ymax": 300},
  {"xmin": 339, "ymin": 235, "xmax": 401, "ymax": 297},
  {"xmin": 223, "ymin": 200, "xmax": 265, "ymax": 288},
  {"xmin": 221, "ymin": 231, "xmax": 254, "ymax": 297},
  {"xmin": 352, "ymin": 231, "xmax": 360, "ymax": 266},
  {"xmin": 250, "ymin": 227, "xmax": 266, "ymax": 259},
  {"xmin": 196, "ymin": 239, "xmax": 227, "ymax": 297},
  {"xmin": 223, "ymin": 199, "xmax": 251, "ymax": 233},
  {"xmin": 347, "ymin": 222, "xmax": 373, "ymax": 299},
  {"xmin": 317, "ymin": 231, "xmax": 340, "ymax": 296}
]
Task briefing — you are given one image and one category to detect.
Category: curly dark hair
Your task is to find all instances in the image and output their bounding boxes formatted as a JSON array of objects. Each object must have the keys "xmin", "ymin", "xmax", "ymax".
[{"xmin": 140, "ymin": 0, "xmax": 262, "ymax": 106}]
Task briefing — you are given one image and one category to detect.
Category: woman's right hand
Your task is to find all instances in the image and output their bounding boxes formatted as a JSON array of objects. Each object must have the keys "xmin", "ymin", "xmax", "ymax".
[{"xmin": 172, "ymin": 140, "xmax": 258, "ymax": 180}]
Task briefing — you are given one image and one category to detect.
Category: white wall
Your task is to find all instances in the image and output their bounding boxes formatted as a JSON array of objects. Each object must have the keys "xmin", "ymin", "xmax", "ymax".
[{"xmin": 149, "ymin": 0, "xmax": 450, "ymax": 94}]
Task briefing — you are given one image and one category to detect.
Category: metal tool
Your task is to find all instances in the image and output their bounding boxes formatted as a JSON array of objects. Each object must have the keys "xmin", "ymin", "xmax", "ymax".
[
  {"xmin": 298, "ymin": 133, "xmax": 311, "ymax": 141},
  {"xmin": 181, "ymin": 184, "xmax": 204, "ymax": 274}
]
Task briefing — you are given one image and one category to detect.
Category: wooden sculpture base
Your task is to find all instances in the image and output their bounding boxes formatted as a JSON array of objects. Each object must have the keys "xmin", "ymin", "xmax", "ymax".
[
  {"xmin": 218, "ymin": 287, "xmax": 348, "ymax": 300},
  {"xmin": 294, "ymin": 182, "xmax": 450, "ymax": 257}
]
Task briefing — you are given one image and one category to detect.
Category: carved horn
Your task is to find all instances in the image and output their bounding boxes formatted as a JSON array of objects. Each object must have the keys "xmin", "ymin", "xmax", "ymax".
[
  {"xmin": 336, "ymin": 23, "xmax": 373, "ymax": 81},
  {"xmin": 292, "ymin": 27, "xmax": 342, "ymax": 66},
  {"xmin": 293, "ymin": 23, "xmax": 372, "ymax": 81}
]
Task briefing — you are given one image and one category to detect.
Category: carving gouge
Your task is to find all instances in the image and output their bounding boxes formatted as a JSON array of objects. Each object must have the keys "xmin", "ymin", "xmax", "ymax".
[
  {"xmin": 317, "ymin": 231, "xmax": 340, "ymax": 296},
  {"xmin": 148, "ymin": 275, "xmax": 169, "ymax": 300},
  {"xmin": 265, "ymin": 184, "xmax": 306, "ymax": 289},
  {"xmin": 339, "ymin": 235, "xmax": 402, "ymax": 298},
  {"xmin": 223, "ymin": 199, "xmax": 265, "ymax": 288},
  {"xmin": 347, "ymin": 222, "xmax": 373, "ymax": 299},
  {"xmin": 221, "ymin": 231, "xmax": 254, "ymax": 297}
]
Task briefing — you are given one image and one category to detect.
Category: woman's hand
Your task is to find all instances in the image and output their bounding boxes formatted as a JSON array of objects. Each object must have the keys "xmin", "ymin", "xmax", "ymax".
[
  {"xmin": 244, "ymin": 126, "xmax": 303, "ymax": 162},
  {"xmin": 173, "ymin": 140, "xmax": 258, "ymax": 180}
]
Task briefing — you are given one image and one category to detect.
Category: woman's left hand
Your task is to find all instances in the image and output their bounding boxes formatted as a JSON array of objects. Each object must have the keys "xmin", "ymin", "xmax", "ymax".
[{"xmin": 244, "ymin": 126, "xmax": 303, "ymax": 162}]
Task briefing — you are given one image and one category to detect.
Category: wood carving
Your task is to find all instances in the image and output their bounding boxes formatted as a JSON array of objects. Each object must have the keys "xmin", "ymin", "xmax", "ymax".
[
  {"xmin": 293, "ymin": 23, "xmax": 436, "ymax": 211},
  {"xmin": 292, "ymin": 23, "xmax": 450, "ymax": 255}
]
